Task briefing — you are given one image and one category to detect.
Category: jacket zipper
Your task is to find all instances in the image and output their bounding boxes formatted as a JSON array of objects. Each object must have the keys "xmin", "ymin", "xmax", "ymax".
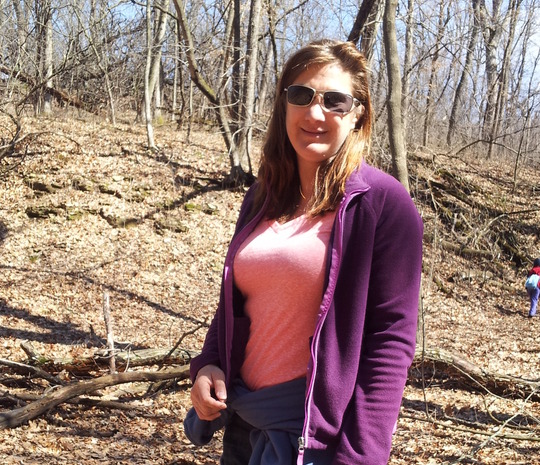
[{"xmin": 297, "ymin": 190, "xmax": 365, "ymax": 461}]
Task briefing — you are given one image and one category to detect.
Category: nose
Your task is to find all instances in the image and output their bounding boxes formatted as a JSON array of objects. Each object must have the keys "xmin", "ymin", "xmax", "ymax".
[{"xmin": 305, "ymin": 94, "xmax": 326, "ymax": 119}]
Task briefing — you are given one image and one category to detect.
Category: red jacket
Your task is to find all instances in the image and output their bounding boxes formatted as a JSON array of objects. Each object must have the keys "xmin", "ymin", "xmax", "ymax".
[{"xmin": 528, "ymin": 266, "xmax": 540, "ymax": 288}]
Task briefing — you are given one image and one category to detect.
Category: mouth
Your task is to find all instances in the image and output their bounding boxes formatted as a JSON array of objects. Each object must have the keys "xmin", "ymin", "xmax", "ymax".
[{"xmin": 302, "ymin": 128, "xmax": 327, "ymax": 136}]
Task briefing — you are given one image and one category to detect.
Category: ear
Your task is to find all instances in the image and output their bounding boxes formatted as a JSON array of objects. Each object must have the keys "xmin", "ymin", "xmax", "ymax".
[{"xmin": 350, "ymin": 104, "xmax": 364, "ymax": 129}]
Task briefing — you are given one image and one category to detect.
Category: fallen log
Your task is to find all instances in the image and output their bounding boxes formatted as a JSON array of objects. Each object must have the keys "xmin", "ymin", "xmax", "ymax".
[
  {"xmin": 0, "ymin": 365, "xmax": 190, "ymax": 429},
  {"xmin": 17, "ymin": 343, "xmax": 540, "ymax": 401},
  {"xmin": 22, "ymin": 345, "xmax": 198, "ymax": 375},
  {"xmin": 412, "ymin": 347, "xmax": 540, "ymax": 401},
  {"xmin": 2, "ymin": 344, "xmax": 537, "ymax": 430}
]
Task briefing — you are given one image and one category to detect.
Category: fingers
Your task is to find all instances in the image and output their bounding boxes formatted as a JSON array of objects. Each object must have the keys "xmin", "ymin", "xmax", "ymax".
[
  {"xmin": 191, "ymin": 365, "xmax": 228, "ymax": 421},
  {"xmin": 212, "ymin": 372, "xmax": 227, "ymax": 402}
]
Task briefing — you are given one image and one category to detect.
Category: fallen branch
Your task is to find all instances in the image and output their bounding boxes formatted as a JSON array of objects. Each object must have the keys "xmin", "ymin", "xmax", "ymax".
[
  {"xmin": 25, "ymin": 346, "xmax": 198, "ymax": 375},
  {"xmin": 0, "ymin": 358, "xmax": 63, "ymax": 386},
  {"xmin": 0, "ymin": 365, "xmax": 190, "ymax": 429},
  {"xmin": 400, "ymin": 411, "xmax": 540, "ymax": 442},
  {"xmin": 413, "ymin": 347, "xmax": 540, "ymax": 401}
]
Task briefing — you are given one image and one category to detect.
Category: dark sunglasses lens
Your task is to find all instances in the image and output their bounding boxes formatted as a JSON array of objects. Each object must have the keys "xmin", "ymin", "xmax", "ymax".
[
  {"xmin": 287, "ymin": 86, "xmax": 315, "ymax": 106},
  {"xmin": 324, "ymin": 92, "xmax": 353, "ymax": 113}
]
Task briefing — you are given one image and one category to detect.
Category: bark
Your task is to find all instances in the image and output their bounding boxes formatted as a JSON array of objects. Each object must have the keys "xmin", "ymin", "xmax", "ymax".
[
  {"xmin": 234, "ymin": 0, "xmax": 263, "ymax": 176},
  {"xmin": 492, "ymin": 0, "xmax": 520, "ymax": 151},
  {"xmin": 359, "ymin": 0, "xmax": 384, "ymax": 64},
  {"xmin": 383, "ymin": 0, "xmax": 410, "ymax": 192},
  {"xmin": 42, "ymin": 0, "xmax": 53, "ymax": 114},
  {"xmin": 12, "ymin": 0, "xmax": 28, "ymax": 73},
  {"xmin": 148, "ymin": 0, "xmax": 169, "ymax": 119},
  {"xmin": 477, "ymin": 0, "xmax": 510, "ymax": 157}
]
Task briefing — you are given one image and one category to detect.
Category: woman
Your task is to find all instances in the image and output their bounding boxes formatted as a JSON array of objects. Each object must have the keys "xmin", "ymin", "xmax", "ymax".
[{"xmin": 185, "ymin": 39, "xmax": 423, "ymax": 465}]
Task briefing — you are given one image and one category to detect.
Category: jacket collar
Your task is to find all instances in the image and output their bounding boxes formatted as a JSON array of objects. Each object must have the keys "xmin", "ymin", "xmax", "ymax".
[{"xmin": 344, "ymin": 161, "xmax": 372, "ymax": 196}]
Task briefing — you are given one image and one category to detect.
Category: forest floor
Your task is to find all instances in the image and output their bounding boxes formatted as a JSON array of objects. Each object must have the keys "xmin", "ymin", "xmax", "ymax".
[{"xmin": 0, "ymin": 116, "xmax": 539, "ymax": 465}]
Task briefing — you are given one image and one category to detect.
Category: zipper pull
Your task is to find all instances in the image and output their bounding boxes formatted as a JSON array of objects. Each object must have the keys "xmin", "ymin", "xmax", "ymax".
[{"xmin": 298, "ymin": 436, "xmax": 305, "ymax": 453}]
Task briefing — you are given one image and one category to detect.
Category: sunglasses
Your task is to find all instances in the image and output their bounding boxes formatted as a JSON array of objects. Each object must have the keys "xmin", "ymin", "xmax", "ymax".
[{"xmin": 284, "ymin": 85, "xmax": 360, "ymax": 114}]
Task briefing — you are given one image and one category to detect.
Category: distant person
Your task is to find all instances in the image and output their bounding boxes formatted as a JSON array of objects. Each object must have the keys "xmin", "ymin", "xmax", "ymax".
[
  {"xmin": 526, "ymin": 258, "xmax": 540, "ymax": 318},
  {"xmin": 184, "ymin": 39, "xmax": 423, "ymax": 464}
]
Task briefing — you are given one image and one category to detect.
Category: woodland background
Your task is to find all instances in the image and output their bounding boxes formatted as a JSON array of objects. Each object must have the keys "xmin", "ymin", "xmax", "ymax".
[{"xmin": 0, "ymin": 0, "xmax": 540, "ymax": 464}]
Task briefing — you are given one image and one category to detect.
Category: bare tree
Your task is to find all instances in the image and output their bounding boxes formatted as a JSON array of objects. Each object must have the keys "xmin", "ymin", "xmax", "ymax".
[
  {"xmin": 172, "ymin": 0, "xmax": 261, "ymax": 184},
  {"xmin": 34, "ymin": 0, "xmax": 54, "ymax": 115},
  {"xmin": 401, "ymin": 0, "xmax": 414, "ymax": 130},
  {"xmin": 144, "ymin": 0, "xmax": 156, "ymax": 149},
  {"xmin": 447, "ymin": 0, "xmax": 481, "ymax": 146},
  {"xmin": 383, "ymin": 0, "xmax": 410, "ymax": 192},
  {"xmin": 477, "ymin": 0, "xmax": 508, "ymax": 157},
  {"xmin": 422, "ymin": 0, "xmax": 446, "ymax": 147}
]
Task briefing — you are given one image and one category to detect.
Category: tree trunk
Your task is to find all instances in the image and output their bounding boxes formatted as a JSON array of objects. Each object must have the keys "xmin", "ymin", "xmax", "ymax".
[
  {"xmin": 42, "ymin": 0, "xmax": 53, "ymax": 115},
  {"xmin": 413, "ymin": 347, "xmax": 540, "ymax": 401},
  {"xmin": 492, "ymin": 0, "xmax": 520, "ymax": 153},
  {"xmin": 383, "ymin": 0, "xmax": 410, "ymax": 192},
  {"xmin": 512, "ymin": 42, "xmax": 540, "ymax": 192},
  {"xmin": 234, "ymin": 0, "xmax": 263, "ymax": 177},
  {"xmin": 422, "ymin": 0, "xmax": 445, "ymax": 147},
  {"xmin": 148, "ymin": 0, "xmax": 169, "ymax": 120},
  {"xmin": 172, "ymin": 0, "xmax": 252, "ymax": 185},
  {"xmin": 144, "ymin": 0, "xmax": 156, "ymax": 150},
  {"xmin": 478, "ymin": 0, "xmax": 507, "ymax": 158},
  {"xmin": 447, "ymin": 0, "xmax": 480, "ymax": 146},
  {"xmin": 401, "ymin": 0, "xmax": 415, "ymax": 129},
  {"xmin": 347, "ymin": 0, "xmax": 379, "ymax": 45},
  {"xmin": 172, "ymin": 17, "xmax": 179, "ymax": 122},
  {"xmin": 12, "ymin": 0, "xmax": 28, "ymax": 76}
]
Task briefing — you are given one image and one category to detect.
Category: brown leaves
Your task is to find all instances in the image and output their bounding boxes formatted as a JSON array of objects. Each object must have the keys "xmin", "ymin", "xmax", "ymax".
[{"xmin": 1, "ymin": 119, "xmax": 540, "ymax": 463}]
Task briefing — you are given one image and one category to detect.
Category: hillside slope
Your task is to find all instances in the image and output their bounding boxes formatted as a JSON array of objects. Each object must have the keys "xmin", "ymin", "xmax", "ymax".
[{"xmin": 0, "ymin": 117, "xmax": 538, "ymax": 464}]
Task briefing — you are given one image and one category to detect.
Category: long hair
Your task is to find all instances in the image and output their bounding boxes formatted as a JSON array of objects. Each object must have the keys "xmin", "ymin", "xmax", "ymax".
[{"xmin": 253, "ymin": 39, "xmax": 373, "ymax": 221}]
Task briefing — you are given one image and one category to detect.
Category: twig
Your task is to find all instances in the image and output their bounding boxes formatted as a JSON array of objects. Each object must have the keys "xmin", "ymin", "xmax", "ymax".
[
  {"xmin": 0, "ymin": 358, "xmax": 63, "ymax": 386},
  {"xmin": 102, "ymin": 292, "xmax": 116, "ymax": 374}
]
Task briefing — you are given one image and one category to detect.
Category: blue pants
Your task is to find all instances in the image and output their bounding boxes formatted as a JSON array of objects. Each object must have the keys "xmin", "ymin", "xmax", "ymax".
[
  {"xmin": 528, "ymin": 286, "xmax": 540, "ymax": 317},
  {"xmin": 221, "ymin": 414, "xmax": 253, "ymax": 465}
]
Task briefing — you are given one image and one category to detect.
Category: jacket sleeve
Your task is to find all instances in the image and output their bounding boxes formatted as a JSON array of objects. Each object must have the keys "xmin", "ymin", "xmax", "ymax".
[
  {"xmin": 189, "ymin": 185, "xmax": 259, "ymax": 383},
  {"xmin": 342, "ymin": 187, "xmax": 423, "ymax": 465},
  {"xmin": 335, "ymin": 181, "xmax": 423, "ymax": 464},
  {"xmin": 189, "ymin": 300, "xmax": 223, "ymax": 383}
]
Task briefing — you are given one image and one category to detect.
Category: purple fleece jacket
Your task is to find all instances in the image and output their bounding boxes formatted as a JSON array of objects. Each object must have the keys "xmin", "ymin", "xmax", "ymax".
[{"xmin": 190, "ymin": 162, "xmax": 424, "ymax": 465}]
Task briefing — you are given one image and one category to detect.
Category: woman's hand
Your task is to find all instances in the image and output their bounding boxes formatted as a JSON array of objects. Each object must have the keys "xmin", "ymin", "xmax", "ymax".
[{"xmin": 190, "ymin": 364, "xmax": 228, "ymax": 421}]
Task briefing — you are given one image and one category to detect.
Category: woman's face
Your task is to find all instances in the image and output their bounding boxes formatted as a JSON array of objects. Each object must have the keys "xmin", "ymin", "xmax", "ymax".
[{"xmin": 285, "ymin": 63, "xmax": 359, "ymax": 176}]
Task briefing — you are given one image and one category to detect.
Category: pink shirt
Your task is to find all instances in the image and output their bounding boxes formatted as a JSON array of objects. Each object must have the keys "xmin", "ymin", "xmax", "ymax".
[{"xmin": 233, "ymin": 211, "xmax": 336, "ymax": 390}]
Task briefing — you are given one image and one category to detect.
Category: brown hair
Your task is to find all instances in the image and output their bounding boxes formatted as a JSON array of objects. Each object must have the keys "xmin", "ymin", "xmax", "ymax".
[{"xmin": 253, "ymin": 39, "xmax": 373, "ymax": 221}]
